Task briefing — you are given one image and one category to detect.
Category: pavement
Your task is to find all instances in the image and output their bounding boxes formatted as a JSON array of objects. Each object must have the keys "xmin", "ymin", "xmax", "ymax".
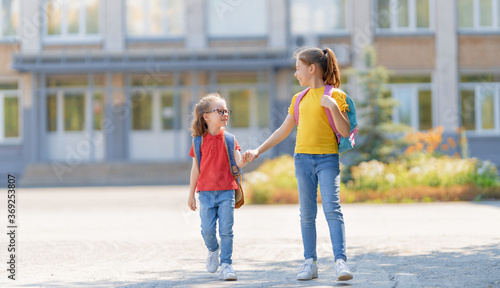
[{"xmin": 1, "ymin": 185, "xmax": 500, "ymax": 288}]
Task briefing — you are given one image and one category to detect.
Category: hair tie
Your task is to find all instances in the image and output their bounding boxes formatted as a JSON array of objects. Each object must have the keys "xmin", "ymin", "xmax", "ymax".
[{"xmin": 322, "ymin": 49, "xmax": 328, "ymax": 55}]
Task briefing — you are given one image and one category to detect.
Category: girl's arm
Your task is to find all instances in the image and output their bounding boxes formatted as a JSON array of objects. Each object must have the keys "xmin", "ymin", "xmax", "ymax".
[
  {"xmin": 321, "ymin": 95, "xmax": 351, "ymax": 137},
  {"xmin": 248, "ymin": 113, "xmax": 296, "ymax": 160},
  {"xmin": 188, "ymin": 158, "xmax": 199, "ymax": 211}
]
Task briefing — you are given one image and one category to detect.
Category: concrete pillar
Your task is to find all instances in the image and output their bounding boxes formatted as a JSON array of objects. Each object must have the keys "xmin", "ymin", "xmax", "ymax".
[
  {"xmin": 350, "ymin": 0, "xmax": 374, "ymax": 102},
  {"xmin": 269, "ymin": 0, "xmax": 287, "ymax": 48},
  {"xmin": 351, "ymin": 0, "xmax": 374, "ymax": 70},
  {"xmin": 104, "ymin": 0, "xmax": 125, "ymax": 51},
  {"xmin": 186, "ymin": 0, "xmax": 207, "ymax": 48},
  {"xmin": 435, "ymin": 0, "xmax": 459, "ymax": 132},
  {"xmin": 19, "ymin": 0, "xmax": 42, "ymax": 52}
]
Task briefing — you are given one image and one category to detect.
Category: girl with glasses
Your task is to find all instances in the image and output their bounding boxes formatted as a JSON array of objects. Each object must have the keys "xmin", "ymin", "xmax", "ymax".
[{"xmin": 188, "ymin": 93, "xmax": 250, "ymax": 281}]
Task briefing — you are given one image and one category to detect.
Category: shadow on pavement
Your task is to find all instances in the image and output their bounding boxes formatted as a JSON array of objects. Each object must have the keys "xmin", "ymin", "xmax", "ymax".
[
  {"xmin": 18, "ymin": 243, "xmax": 500, "ymax": 288},
  {"xmin": 471, "ymin": 200, "xmax": 500, "ymax": 209}
]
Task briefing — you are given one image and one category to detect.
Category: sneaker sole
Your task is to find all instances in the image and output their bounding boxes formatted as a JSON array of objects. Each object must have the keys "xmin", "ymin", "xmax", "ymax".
[
  {"xmin": 221, "ymin": 274, "xmax": 237, "ymax": 281},
  {"xmin": 337, "ymin": 273, "xmax": 353, "ymax": 281},
  {"xmin": 297, "ymin": 273, "xmax": 318, "ymax": 281}
]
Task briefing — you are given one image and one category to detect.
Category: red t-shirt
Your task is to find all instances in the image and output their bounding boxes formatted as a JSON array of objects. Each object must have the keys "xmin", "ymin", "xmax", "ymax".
[{"xmin": 189, "ymin": 130, "xmax": 241, "ymax": 192}]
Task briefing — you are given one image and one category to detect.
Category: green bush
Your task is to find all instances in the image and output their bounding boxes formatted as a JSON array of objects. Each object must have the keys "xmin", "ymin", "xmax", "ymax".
[
  {"xmin": 243, "ymin": 155, "xmax": 298, "ymax": 204},
  {"xmin": 348, "ymin": 153, "xmax": 498, "ymax": 191},
  {"xmin": 243, "ymin": 153, "xmax": 500, "ymax": 204}
]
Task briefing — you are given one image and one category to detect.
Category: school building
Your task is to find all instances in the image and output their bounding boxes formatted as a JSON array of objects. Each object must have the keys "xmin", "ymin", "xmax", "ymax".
[{"xmin": 1, "ymin": 0, "xmax": 499, "ymax": 185}]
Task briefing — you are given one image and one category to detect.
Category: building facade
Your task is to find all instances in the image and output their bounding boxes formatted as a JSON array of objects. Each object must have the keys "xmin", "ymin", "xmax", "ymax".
[{"xmin": 1, "ymin": 0, "xmax": 500, "ymax": 183}]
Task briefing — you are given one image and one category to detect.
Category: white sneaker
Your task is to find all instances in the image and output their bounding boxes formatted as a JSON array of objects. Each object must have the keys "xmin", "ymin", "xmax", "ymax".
[
  {"xmin": 335, "ymin": 259, "xmax": 353, "ymax": 281},
  {"xmin": 219, "ymin": 263, "xmax": 237, "ymax": 281},
  {"xmin": 296, "ymin": 258, "xmax": 318, "ymax": 280},
  {"xmin": 206, "ymin": 245, "xmax": 219, "ymax": 273}
]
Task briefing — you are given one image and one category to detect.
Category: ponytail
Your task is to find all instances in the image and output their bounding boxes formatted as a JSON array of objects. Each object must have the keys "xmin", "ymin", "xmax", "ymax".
[
  {"xmin": 324, "ymin": 48, "xmax": 341, "ymax": 88},
  {"xmin": 294, "ymin": 47, "xmax": 341, "ymax": 88}
]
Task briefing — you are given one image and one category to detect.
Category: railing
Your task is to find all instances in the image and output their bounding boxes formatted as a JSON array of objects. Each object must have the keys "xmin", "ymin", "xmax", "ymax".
[{"xmin": 12, "ymin": 47, "xmax": 292, "ymax": 73}]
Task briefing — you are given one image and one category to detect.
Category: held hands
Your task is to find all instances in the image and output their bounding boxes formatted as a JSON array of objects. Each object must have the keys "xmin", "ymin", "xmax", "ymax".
[
  {"xmin": 320, "ymin": 94, "xmax": 338, "ymax": 110},
  {"xmin": 242, "ymin": 149, "xmax": 259, "ymax": 163}
]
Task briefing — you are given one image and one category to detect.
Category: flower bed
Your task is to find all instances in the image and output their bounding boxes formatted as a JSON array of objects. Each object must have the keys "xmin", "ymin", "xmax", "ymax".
[{"xmin": 242, "ymin": 154, "xmax": 500, "ymax": 204}]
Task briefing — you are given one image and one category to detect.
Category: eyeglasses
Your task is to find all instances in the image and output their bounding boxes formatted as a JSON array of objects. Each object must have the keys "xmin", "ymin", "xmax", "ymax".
[{"xmin": 205, "ymin": 108, "xmax": 232, "ymax": 116}]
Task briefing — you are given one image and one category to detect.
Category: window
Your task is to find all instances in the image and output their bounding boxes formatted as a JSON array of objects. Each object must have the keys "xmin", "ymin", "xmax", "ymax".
[
  {"xmin": 376, "ymin": 0, "xmax": 432, "ymax": 32},
  {"xmin": 207, "ymin": 0, "xmax": 267, "ymax": 37},
  {"xmin": 0, "ymin": 0, "xmax": 18, "ymax": 39},
  {"xmin": 229, "ymin": 90, "xmax": 251, "ymax": 128},
  {"xmin": 0, "ymin": 83, "xmax": 20, "ymax": 143},
  {"xmin": 44, "ymin": 0, "xmax": 100, "ymax": 40},
  {"xmin": 290, "ymin": 0, "xmax": 346, "ymax": 35},
  {"xmin": 132, "ymin": 91, "xmax": 153, "ymax": 130},
  {"xmin": 459, "ymin": 0, "xmax": 500, "ymax": 30},
  {"xmin": 126, "ymin": 0, "xmax": 184, "ymax": 38},
  {"xmin": 46, "ymin": 75, "xmax": 105, "ymax": 133},
  {"xmin": 460, "ymin": 79, "xmax": 500, "ymax": 133},
  {"xmin": 388, "ymin": 76, "xmax": 433, "ymax": 131},
  {"xmin": 215, "ymin": 72, "xmax": 269, "ymax": 129},
  {"xmin": 64, "ymin": 92, "xmax": 85, "ymax": 131},
  {"xmin": 130, "ymin": 74, "xmax": 182, "ymax": 131},
  {"xmin": 161, "ymin": 92, "xmax": 174, "ymax": 130}
]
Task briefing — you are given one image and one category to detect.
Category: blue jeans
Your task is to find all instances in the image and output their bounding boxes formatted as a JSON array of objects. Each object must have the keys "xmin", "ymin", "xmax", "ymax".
[
  {"xmin": 294, "ymin": 153, "xmax": 347, "ymax": 262},
  {"xmin": 198, "ymin": 190, "xmax": 235, "ymax": 265}
]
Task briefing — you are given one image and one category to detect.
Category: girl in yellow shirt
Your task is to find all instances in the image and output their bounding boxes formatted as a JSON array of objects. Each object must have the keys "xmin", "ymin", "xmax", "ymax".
[{"xmin": 246, "ymin": 47, "xmax": 353, "ymax": 281}]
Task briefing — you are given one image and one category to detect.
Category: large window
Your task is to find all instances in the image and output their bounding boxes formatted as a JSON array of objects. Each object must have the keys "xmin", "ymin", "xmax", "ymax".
[
  {"xmin": 376, "ymin": 0, "xmax": 432, "ymax": 32},
  {"xmin": 459, "ymin": 0, "xmax": 500, "ymax": 31},
  {"xmin": 130, "ymin": 74, "xmax": 182, "ymax": 131},
  {"xmin": 44, "ymin": 0, "xmax": 100, "ymax": 40},
  {"xmin": 387, "ymin": 76, "xmax": 433, "ymax": 131},
  {"xmin": 46, "ymin": 75, "xmax": 105, "ymax": 133},
  {"xmin": 290, "ymin": 0, "xmax": 346, "ymax": 35},
  {"xmin": 0, "ymin": 0, "xmax": 18, "ymax": 39},
  {"xmin": 460, "ymin": 75, "xmax": 500, "ymax": 134},
  {"xmin": 126, "ymin": 0, "xmax": 184, "ymax": 38},
  {"xmin": 216, "ymin": 72, "xmax": 269, "ymax": 129},
  {"xmin": 0, "ymin": 83, "xmax": 20, "ymax": 143},
  {"xmin": 207, "ymin": 0, "xmax": 268, "ymax": 37}
]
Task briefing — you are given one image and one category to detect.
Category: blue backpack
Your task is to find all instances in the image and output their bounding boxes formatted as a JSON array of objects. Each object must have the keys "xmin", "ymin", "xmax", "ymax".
[
  {"xmin": 293, "ymin": 85, "xmax": 358, "ymax": 153},
  {"xmin": 192, "ymin": 131, "xmax": 244, "ymax": 208}
]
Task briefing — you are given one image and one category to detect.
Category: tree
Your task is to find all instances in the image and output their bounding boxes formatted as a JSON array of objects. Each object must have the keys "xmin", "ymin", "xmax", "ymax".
[{"xmin": 347, "ymin": 46, "xmax": 409, "ymax": 164}]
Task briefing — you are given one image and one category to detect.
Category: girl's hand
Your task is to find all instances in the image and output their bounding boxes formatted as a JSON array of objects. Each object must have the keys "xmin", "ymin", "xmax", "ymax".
[
  {"xmin": 241, "ymin": 151, "xmax": 251, "ymax": 163},
  {"xmin": 320, "ymin": 95, "xmax": 338, "ymax": 110},
  {"xmin": 188, "ymin": 194, "xmax": 197, "ymax": 211},
  {"xmin": 245, "ymin": 149, "xmax": 259, "ymax": 162}
]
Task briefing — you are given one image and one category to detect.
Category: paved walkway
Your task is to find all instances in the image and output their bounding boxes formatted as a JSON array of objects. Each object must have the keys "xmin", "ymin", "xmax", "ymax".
[{"xmin": 1, "ymin": 185, "xmax": 500, "ymax": 288}]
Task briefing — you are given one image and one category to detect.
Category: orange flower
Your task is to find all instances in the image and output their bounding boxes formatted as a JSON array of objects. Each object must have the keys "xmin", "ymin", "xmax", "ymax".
[
  {"xmin": 405, "ymin": 146, "xmax": 415, "ymax": 155},
  {"xmin": 415, "ymin": 142, "xmax": 424, "ymax": 151}
]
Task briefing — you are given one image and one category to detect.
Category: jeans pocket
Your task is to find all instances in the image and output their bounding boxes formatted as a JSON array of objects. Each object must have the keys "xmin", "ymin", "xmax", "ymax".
[{"xmin": 293, "ymin": 153, "xmax": 301, "ymax": 159}]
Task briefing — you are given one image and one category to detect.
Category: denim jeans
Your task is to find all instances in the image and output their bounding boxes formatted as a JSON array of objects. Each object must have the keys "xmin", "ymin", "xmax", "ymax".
[
  {"xmin": 198, "ymin": 189, "xmax": 235, "ymax": 265},
  {"xmin": 294, "ymin": 153, "xmax": 347, "ymax": 262}
]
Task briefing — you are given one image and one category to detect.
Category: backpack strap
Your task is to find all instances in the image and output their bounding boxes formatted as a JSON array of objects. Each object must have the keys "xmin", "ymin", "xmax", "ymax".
[
  {"xmin": 293, "ymin": 87, "xmax": 310, "ymax": 126},
  {"xmin": 323, "ymin": 85, "xmax": 342, "ymax": 144},
  {"xmin": 193, "ymin": 135, "xmax": 203, "ymax": 172},
  {"xmin": 293, "ymin": 85, "xmax": 342, "ymax": 144},
  {"xmin": 223, "ymin": 131, "xmax": 241, "ymax": 178}
]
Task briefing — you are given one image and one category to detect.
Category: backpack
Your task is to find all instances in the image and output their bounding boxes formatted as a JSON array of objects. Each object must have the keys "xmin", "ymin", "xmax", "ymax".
[
  {"xmin": 294, "ymin": 85, "xmax": 358, "ymax": 153},
  {"xmin": 192, "ymin": 131, "xmax": 244, "ymax": 208}
]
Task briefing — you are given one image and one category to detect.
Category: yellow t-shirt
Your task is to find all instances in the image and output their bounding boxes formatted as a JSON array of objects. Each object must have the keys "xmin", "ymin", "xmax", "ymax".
[{"xmin": 288, "ymin": 86, "xmax": 349, "ymax": 154}]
